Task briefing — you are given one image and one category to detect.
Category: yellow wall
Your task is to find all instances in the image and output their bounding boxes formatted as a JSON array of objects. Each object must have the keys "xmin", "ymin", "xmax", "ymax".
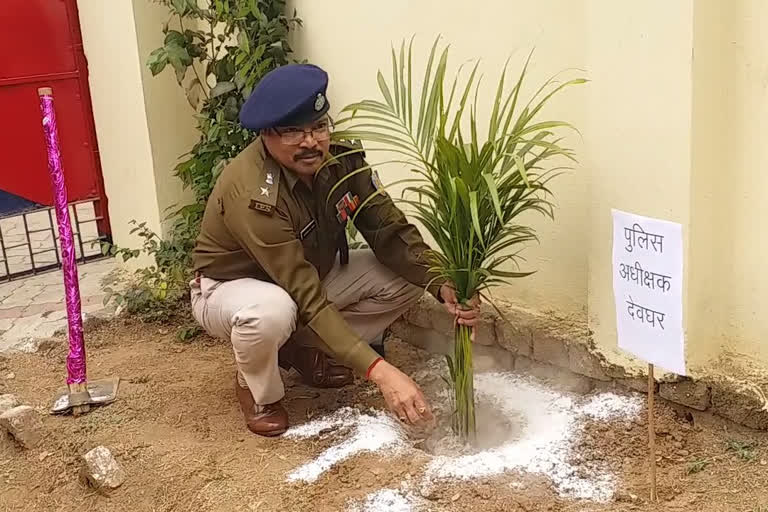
[
  {"xmin": 76, "ymin": 0, "xmax": 197, "ymax": 259},
  {"xmin": 288, "ymin": 0, "xmax": 768, "ymax": 374},
  {"xmin": 583, "ymin": 0, "xmax": 695, "ymax": 372},
  {"xmin": 288, "ymin": 0, "xmax": 691, "ymax": 371},
  {"xmin": 690, "ymin": 0, "xmax": 727, "ymax": 370},
  {"xmin": 288, "ymin": 0, "xmax": 590, "ymax": 317},
  {"xmin": 77, "ymin": 0, "xmax": 768, "ymax": 374},
  {"xmin": 132, "ymin": 0, "xmax": 199, "ymax": 235},
  {"xmin": 691, "ymin": 0, "xmax": 768, "ymax": 367},
  {"xmin": 77, "ymin": 0, "xmax": 162, "ymax": 254}
]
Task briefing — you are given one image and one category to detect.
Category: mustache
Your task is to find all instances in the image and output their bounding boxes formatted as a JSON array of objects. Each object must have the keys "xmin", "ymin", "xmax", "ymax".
[{"xmin": 294, "ymin": 150, "xmax": 323, "ymax": 161}]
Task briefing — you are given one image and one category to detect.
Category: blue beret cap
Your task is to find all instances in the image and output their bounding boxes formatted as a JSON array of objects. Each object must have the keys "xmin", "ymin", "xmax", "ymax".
[{"xmin": 239, "ymin": 63, "xmax": 330, "ymax": 132}]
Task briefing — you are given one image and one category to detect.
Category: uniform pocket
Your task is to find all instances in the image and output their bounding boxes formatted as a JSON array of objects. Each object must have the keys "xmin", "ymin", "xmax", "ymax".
[{"xmin": 298, "ymin": 218, "xmax": 319, "ymax": 249}]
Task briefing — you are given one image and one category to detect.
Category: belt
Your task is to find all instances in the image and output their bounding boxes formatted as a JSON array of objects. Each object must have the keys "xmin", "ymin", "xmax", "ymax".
[{"xmin": 339, "ymin": 231, "xmax": 349, "ymax": 266}]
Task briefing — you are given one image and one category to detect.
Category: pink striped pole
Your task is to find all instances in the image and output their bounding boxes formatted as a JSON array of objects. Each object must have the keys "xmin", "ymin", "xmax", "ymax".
[{"xmin": 38, "ymin": 87, "xmax": 90, "ymax": 415}]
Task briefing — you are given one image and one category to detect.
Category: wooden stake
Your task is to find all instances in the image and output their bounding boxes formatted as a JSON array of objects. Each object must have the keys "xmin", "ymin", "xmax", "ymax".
[
  {"xmin": 648, "ymin": 363, "xmax": 657, "ymax": 502},
  {"xmin": 68, "ymin": 382, "xmax": 90, "ymax": 416}
]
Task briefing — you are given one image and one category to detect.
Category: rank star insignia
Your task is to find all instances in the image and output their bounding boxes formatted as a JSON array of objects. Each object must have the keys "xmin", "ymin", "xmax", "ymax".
[
  {"xmin": 314, "ymin": 93, "xmax": 325, "ymax": 112},
  {"xmin": 260, "ymin": 187, "xmax": 270, "ymax": 197},
  {"xmin": 265, "ymin": 173, "xmax": 274, "ymax": 185}
]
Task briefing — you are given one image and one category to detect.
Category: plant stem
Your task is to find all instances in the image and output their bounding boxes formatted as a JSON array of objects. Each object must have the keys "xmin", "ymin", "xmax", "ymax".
[
  {"xmin": 453, "ymin": 322, "xmax": 476, "ymax": 443},
  {"xmin": 179, "ymin": 14, "xmax": 210, "ymax": 99},
  {"xmin": 208, "ymin": 9, "xmax": 217, "ymax": 62}
]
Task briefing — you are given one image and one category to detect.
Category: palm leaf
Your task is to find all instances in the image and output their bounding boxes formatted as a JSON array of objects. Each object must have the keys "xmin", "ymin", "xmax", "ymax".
[
  {"xmin": 377, "ymin": 71, "xmax": 394, "ymax": 110},
  {"xmin": 332, "ymin": 37, "xmax": 585, "ymax": 443},
  {"xmin": 469, "ymin": 190, "xmax": 484, "ymax": 246},
  {"xmin": 416, "ymin": 37, "xmax": 441, "ymax": 138}
]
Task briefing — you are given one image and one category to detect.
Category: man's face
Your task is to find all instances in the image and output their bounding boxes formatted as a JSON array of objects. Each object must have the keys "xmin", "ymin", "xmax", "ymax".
[{"xmin": 262, "ymin": 117, "xmax": 332, "ymax": 178}]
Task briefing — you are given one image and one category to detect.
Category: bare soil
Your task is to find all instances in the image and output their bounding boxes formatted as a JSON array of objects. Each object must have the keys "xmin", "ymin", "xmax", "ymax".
[{"xmin": 0, "ymin": 318, "xmax": 767, "ymax": 512}]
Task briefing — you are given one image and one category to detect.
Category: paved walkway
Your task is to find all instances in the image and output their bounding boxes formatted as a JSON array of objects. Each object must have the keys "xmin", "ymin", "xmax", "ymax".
[{"xmin": 0, "ymin": 258, "xmax": 115, "ymax": 353}]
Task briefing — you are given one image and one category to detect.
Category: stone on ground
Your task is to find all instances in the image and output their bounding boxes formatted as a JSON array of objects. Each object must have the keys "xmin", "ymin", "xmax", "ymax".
[
  {"xmin": 0, "ymin": 405, "xmax": 43, "ymax": 449},
  {"xmin": 81, "ymin": 446, "xmax": 126, "ymax": 490},
  {"xmin": 0, "ymin": 394, "xmax": 20, "ymax": 414},
  {"xmin": 659, "ymin": 379, "xmax": 711, "ymax": 411}
]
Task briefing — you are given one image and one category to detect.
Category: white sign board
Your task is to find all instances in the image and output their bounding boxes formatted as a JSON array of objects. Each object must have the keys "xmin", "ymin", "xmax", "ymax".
[{"xmin": 611, "ymin": 209, "xmax": 685, "ymax": 375}]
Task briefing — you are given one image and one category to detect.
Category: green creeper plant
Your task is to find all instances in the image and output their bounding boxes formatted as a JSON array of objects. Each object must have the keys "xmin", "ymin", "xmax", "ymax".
[
  {"xmin": 99, "ymin": 0, "xmax": 300, "ymax": 327},
  {"xmin": 146, "ymin": 0, "xmax": 302, "ymax": 207},
  {"xmin": 332, "ymin": 37, "xmax": 585, "ymax": 442}
]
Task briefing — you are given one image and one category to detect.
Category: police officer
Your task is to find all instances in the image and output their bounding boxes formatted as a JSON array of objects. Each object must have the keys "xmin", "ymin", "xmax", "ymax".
[{"xmin": 190, "ymin": 63, "xmax": 479, "ymax": 437}]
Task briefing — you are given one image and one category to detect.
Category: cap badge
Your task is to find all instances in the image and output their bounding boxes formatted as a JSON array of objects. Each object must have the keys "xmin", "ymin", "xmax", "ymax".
[{"xmin": 314, "ymin": 93, "xmax": 326, "ymax": 112}]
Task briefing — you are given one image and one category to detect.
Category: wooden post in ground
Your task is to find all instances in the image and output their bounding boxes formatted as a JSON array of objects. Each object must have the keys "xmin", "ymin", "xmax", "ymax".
[{"xmin": 648, "ymin": 363, "xmax": 657, "ymax": 502}]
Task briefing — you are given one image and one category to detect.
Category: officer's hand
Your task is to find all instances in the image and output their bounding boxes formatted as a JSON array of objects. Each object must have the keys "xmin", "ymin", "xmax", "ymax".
[
  {"xmin": 439, "ymin": 283, "xmax": 481, "ymax": 341},
  {"xmin": 369, "ymin": 360, "xmax": 433, "ymax": 427}
]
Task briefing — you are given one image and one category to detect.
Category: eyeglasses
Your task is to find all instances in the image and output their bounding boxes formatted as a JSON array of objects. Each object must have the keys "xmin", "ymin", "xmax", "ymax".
[{"xmin": 274, "ymin": 119, "xmax": 332, "ymax": 145}]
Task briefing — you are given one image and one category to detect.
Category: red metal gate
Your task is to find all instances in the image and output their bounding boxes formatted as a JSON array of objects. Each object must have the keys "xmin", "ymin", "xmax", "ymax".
[{"xmin": 0, "ymin": 0, "xmax": 110, "ymax": 234}]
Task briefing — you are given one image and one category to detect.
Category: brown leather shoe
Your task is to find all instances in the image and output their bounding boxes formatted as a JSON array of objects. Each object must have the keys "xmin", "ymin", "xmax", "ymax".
[
  {"xmin": 278, "ymin": 342, "xmax": 353, "ymax": 388},
  {"xmin": 234, "ymin": 374, "xmax": 288, "ymax": 437}
]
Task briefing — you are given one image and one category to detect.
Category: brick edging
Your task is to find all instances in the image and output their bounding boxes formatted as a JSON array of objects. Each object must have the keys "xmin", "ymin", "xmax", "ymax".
[{"xmin": 392, "ymin": 296, "xmax": 768, "ymax": 431}]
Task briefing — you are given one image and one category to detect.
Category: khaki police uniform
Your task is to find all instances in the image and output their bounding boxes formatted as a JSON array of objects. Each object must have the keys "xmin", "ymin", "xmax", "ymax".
[{"xmin": 190, "ymin": 138, "xmax": 442, "ymax": 405}]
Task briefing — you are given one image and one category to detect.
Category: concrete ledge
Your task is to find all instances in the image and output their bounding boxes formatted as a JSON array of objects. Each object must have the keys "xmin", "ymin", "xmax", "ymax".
[{"xmin": 393, "ymin": 295, "xmax": 768, "ymax": 431}]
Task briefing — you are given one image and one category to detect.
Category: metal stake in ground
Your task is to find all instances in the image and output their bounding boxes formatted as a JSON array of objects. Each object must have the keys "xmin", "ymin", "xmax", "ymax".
[
  {"xmin": 648, "ymin": 363, "xmax": 657, "ymax": 501},
  {"xmin": 37, "ymin": 87, "xmax": 119, "ymax": 415}
]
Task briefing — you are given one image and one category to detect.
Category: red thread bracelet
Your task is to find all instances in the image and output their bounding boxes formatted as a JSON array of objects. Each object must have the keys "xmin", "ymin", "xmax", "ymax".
[{"xmin": 366, "ymin": 357, "xmax": 383, "ymax": 380}]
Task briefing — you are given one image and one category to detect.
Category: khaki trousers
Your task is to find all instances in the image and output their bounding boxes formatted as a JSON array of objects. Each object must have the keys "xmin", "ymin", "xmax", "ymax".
[{"xmin": 190, "ymin": 250, "xmax": 423, "ymax": 405}]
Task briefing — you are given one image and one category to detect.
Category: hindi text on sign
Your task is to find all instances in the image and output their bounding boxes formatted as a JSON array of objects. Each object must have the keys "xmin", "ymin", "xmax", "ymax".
[
  {"xmin": 618, "ymin": 261, "xmax": 672, "ymax": 292},
  {"xmin": 624, "ymin": 223, "xmax": 664, "ymax": 253},
  {"xmin": 626, "ymin": 296, "xmax": 666, "ymax": 330}
]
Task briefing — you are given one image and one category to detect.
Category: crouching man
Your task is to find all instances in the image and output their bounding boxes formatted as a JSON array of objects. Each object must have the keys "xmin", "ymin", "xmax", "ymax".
[{"xmin": 190, "ymin": 63, "xmax": 478, "ymax": 437}]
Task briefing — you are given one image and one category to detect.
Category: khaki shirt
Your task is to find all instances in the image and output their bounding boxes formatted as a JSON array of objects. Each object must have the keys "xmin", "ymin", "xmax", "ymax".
[{"xmin": 192, "ymin": 138, "xmax": 441, "ymax": 374}]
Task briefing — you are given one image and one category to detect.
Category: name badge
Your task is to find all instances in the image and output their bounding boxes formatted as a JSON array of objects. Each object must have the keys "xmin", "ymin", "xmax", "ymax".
[{"xmin": 248, "ymin": 200, "xmax": 273, "ymax": 215}]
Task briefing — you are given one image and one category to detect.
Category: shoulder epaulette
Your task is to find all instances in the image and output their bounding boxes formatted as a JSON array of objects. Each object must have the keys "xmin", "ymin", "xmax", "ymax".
[{"xmin": 248, "ymin": 154, "xmax": 281, "ymax": 216}]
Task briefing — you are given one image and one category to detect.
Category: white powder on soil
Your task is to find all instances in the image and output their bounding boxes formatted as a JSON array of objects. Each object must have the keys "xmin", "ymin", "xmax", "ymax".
[
  {"xmin": 284, "ymin": 407, "xmax": 360, "ymax": 439},
  {"xmin": 285, "ymin": 370, "xmax": 643, "ymax": 509},
  {"xmin": 347, "ymin": 489, "xmax": 413, "ymax": 512},
  {"xmin": 425, "ymin": 372, "xmax": 627, "ymax": 502},
  {"xmin": 285, "ymin": 408, "xmax": 404, "ymax": 483},
  {"xmin": 578, "ymin": 392, "xmax": 643, "ymax": 420}
]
